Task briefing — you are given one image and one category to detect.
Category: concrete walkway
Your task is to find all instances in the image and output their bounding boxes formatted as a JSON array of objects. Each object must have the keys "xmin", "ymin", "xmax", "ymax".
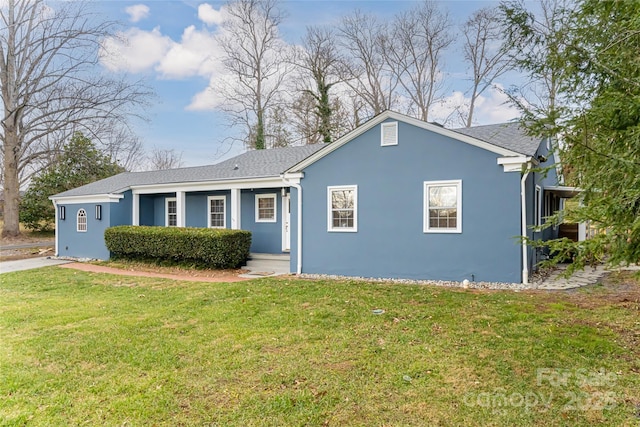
[
  {"xmin": 535, "ymin": 263, "xmax": 640, "ymax": 290},
  {"xmin": 0, "ymin": 257, "xmax": 72, "ymax": 274}
]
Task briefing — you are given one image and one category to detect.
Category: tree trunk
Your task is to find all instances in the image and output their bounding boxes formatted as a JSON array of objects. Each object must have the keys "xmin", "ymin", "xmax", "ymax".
[{"xmin": 2, "ymin": 130, "xmax": 21, "ymax": 237}]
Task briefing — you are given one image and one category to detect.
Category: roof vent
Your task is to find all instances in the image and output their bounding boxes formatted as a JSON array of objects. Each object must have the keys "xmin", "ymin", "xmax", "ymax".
[
  {"xmin": 381, "ymin": 122, "xmax": 398, "ymax": 146},
  {"xmin": 233, "ymin": 164, "xmax": 239, "ymax": 170}
]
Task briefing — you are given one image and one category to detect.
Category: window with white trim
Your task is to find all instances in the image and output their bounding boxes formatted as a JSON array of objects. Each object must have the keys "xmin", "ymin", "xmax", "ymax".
[
  {"xmin": 424, "ymin": 180, "xmax": 462, "ymax": 233},
  {"xmin": 59, "ymin": 206, "xmax": 66, "ymax": 220},
  {"xmin": 77, "ymin": 209, "xmax": 87, "ymax": 232},
  {"xmin": 328, "ymin": 185, "xmax": 357, "ymax": 232},
  {"xmin": 208, "ymin": 196, "xmax": 226, "ymax": 228},
  {"xmin": 255, "ymin": 194, "xmax": 277, "ymax": 222},
  {"xmin": 381, "ymin": 121, "xmax": 398, "ymax": 146},
  {"xmin": 95, "ymin": 205, "xmax": 102, "ymax": 220},
  {"xmin": 166, "ymin": 198, "xmax": 177, "ymax": 227}
]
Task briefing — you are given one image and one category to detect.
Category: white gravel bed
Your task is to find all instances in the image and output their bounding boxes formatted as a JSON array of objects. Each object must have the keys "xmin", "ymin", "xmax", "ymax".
[{"xmin": 299, "ymin": 273, "xmax": 534, "ymax": 291}]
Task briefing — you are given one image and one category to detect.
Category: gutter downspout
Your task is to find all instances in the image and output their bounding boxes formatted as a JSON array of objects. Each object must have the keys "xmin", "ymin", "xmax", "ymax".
[
  {"xmin": 281, "ymin": 175, "xmax": 302, "ymax": 275},
  {"xmin": 521, "ymin": 163, "xmax": 531, "ymax": 285}
]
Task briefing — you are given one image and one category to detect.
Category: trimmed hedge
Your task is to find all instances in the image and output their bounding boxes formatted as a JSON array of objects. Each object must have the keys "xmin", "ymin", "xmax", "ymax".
[{"xmin": 104, "ymin": 226, "xmax": 252, "ymax": 269}]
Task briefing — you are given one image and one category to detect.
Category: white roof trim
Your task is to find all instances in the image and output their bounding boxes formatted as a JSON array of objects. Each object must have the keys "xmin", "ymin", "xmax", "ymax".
[
  {"xmin": 49, "ymin": 194, "xmax": 124, "ymax": 204},
  {"xmin": 130, "ymin": 176, "xmax": 287, "ymax": 195},
  {"xmin": 544, "ymin": 185, "xmax": 582, "ymax": 198},
  {"xmin": 497, "ymin": 156, "xmax": 533, "ymax": 172},
  {"xmin": 286, "ymin": 110, "xmax": 523, "ymax": 173}
]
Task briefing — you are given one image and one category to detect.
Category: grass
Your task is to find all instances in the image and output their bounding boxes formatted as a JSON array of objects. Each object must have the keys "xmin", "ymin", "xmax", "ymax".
[{"xmin": 1, "ymin": 268, "xmax": 639, "ymax": 426}]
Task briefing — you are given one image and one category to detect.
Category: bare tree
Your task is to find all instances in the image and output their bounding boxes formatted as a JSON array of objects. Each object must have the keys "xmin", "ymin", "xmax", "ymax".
[
  {"xmin": 95, "ymin": 123, "xmax": 146, "ymax": 172},
  {"xmin": 499, "ymin": 0, "xmax": 573, "ymax": 128},
  {"xmin": 337, "ymin": 10, "xmax": 398, "ymax": 117},
  {"xmin": 295, "ymin": 26, "xmax": 346, "ymax": 143},
  {"xmin": 217, "ymin": 0, "xmax": 291, "ymax": 150},
  {"xmin": 383, "ymin": 1, "xmax": 454, "ymax": 121},
  {"xmin": 147, "ymin": 147, "xmax": 184, "ymax": 171},
  {"xmin": 0, "ymin": 0, "xmax": 150, "ymax": 236},
  {"xmin": 462, "ymin": 7, "xmax": 511, "ymax": 127}
]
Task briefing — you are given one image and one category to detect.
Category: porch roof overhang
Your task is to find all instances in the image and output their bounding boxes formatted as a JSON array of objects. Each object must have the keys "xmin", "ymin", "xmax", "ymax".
[
  {"xmin": 129, "ymin": 175, "xmax": 293, "ymax": 195},
  {"xmin": 49, "ymin": 193, "xmax": 124, "ymax": 204},
  {"xmin": 544, "ymin": 185, "xmax": 582, "ymax": 198}
]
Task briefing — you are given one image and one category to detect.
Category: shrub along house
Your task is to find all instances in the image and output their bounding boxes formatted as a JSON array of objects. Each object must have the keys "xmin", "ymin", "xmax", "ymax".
[{"xmin": 50, "ymin": 110, "xmax": 577, "ymax": 284}]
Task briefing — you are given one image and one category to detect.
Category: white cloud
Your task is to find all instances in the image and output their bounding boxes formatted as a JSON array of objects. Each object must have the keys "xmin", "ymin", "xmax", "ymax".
[
  {"xmin": 187, "ymin": 73, "xmax": 237, "ymax": 111},
  {"xmin": 198, "ymin": 3, "xmax": 225, "ymax": 26},
  {"xmin": 125, "ymin": 4, "xmax": 150, "ymax": 23},
  {"xmin": 100, "ymin": 27, "xmax": 173, "ymax": 73},
  {"xmin": 472, "ymin": 84, "xmax": 520, "ymax": 124},
  {"xmin": 157, "ymin": 25, "xmax": 221, "ymax": 79}
]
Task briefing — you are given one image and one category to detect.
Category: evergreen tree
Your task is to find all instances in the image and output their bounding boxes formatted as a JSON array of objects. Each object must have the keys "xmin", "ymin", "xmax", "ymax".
[
  {"xmin": 20, "ymin": 133, "xmax": 124, "ymax": 231},
  {"xmin": 523, "ymin": 0, "xmax": 640, "ymax": 269}
]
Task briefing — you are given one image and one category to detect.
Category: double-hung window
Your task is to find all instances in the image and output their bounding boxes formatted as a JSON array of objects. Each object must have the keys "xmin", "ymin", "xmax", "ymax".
[
  {"xmin": 208, "ymin": 196, "xmax": 226, "ymax": 228},
  {"xmin": 166, "ymin": 198, "xmax": 177, "ymax": 227},
  {"xmin": 424, "ymin": 180, "xmax": 462, "ymax": 233},
  {"xmin": 328, "ymin": 185, "xmax": 357, "ymax": 232},
  {"xmin": 255, "ymin": 194, "xmax": 277, "ymax": 222},
  {"xmin": 77, "ymin": 209, "xmax": 87, "ymax": 232}
]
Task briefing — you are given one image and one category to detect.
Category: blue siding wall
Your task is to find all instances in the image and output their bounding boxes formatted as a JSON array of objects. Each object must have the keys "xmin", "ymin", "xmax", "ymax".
[
  {"xmin": 185, "ymin": 191, "xmax": 230, "ymax": 228},
  {"xmin": 141, "ymin": 191, "xmax": 232, "ymax": 228},
  {"xmin": 111, "ymin": 191, "xmax": 132, "ymax": 226},
  {"xmin": 296, "ymin": 120, "xmax": 523, "ymax": 283},
  {"xmin": 241, "ymin": 189, "xmax": 284, "ymax": 253},
  {"xmin": 528, "ymin": 140, "xmax": 563, "ymax": 269},
  {"xmin": 153, "ymin": 195, "xmax": 173, "ymax": 226},
  {"xmin": 57, "ymin": 203, "xmax": 112, "ymax": 260},
  {"xmin": 139, "ymin": 195, "xmax": 155, "ymax": 226}
]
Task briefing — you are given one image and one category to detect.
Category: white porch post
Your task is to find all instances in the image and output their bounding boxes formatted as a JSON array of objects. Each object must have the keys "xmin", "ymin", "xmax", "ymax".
[
  {"xmin": 176, "ymin": 191, "xmax": 186, "ymax": 227},
  {"xmin": 230, "ymin": 188, "xmax": 241, "ymax": 229},
  {"xmin": 132, "ymin": 192, "xmax": 140, "ymax": 226}
]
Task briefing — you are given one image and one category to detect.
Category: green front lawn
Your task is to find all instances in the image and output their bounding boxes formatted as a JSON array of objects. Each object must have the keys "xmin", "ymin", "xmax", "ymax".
[{"xmin": 1, "ymin": 268, "xmax": 638, "ymax": 426}]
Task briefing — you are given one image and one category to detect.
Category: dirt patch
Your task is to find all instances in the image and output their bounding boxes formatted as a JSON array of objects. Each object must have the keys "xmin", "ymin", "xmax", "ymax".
[
  {"xmin": 563, "ymin": 270, "xmax": 640, "ymax": 309},
  {"xmin": 0, "ymin": 245, "xmax": 54, "ymax": 261},
  {"xmin": 60, "ymin": 262, "xmax": 251, "ymax": 283}
]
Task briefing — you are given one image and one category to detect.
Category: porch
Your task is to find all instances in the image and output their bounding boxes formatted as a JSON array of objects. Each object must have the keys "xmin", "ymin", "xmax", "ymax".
[{"xmin": 128, "ymin": 184, "xmax": 293, "ymax": 255}]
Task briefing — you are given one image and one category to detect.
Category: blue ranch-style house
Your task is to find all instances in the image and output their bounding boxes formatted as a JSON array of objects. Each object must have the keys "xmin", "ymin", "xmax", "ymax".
[{"xmin": 50, "ymin": 111, "xmax": 578, "ymax": 284}]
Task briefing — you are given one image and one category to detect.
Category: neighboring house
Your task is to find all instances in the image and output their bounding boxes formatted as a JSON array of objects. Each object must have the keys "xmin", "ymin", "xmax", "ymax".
[{"xmin": 50, "ymin": 110, "xmax": 577, "ymax": 283}]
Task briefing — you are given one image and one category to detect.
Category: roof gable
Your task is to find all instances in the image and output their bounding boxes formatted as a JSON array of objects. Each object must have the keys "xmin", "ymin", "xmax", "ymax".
[{"xmin": 285, "ymin": 111, "xmax": 534, "ymax": 174}]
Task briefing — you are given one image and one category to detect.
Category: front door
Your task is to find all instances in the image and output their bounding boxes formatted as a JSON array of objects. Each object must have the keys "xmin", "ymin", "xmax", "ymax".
[{"xmin": 282, "ymin": 193, "xmax": 290, "ymax": 251}]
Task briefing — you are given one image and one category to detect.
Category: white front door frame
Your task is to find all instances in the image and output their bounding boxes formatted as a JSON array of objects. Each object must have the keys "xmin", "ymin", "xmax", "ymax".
[{"xmin": 282, "ymin": 192, "xmax": 291, "ymax": 252}]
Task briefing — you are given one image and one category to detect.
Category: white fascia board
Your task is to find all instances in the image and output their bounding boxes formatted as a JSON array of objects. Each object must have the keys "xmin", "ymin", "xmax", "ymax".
[
  {"xmin": 497, "ymin": 156, "xmax": 533, "ymax": 172},
  {"xmin": 49, "ymin": 194, "xmax": 124, "ymax": 204},
  {"xmin": 130, "ymin": 176, "xmax": 288, "ymax": 195},
  {"xmin": 281, "ymin": 172, "xmax": 303, "ymax": 183},
  {"xmin": 286, "ymin": 110, "xmax": 522, "ymax": 173},
  {"xmin": 543, "ymin": 185, "xmax": 582, "ymax": 198}
]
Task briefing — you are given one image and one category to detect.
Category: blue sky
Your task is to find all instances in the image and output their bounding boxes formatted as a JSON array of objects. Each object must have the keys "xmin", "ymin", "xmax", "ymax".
[{"xmin": 95, "ymin": 0, "xmax": 521, "ymax": 167}]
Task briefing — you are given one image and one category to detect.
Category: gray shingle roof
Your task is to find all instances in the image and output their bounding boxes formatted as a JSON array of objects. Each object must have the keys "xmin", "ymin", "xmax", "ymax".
[
  {"xmin": 53, "ymin": 144, "xmax": 326, "ymax": 198},
  {"xmin": 452, "ymin": 122, "xmax": 541, "ymax": 156},
  {"xmin": 53, "ymin": 120, "xmax": 543, "ymax": 199}
]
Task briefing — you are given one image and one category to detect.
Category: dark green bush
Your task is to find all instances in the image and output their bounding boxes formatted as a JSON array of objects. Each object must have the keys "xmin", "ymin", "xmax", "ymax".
[{"xmin": 105, "ymin": 226, "xmax": 251, "ymax": 269}]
